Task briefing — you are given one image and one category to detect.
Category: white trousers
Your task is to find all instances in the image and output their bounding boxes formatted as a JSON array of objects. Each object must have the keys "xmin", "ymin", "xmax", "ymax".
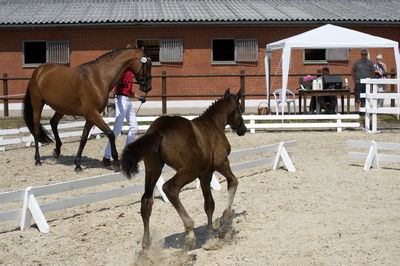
[{"xmin": 104, "ymin": 95, "xmax": 138, "ymax": 159}]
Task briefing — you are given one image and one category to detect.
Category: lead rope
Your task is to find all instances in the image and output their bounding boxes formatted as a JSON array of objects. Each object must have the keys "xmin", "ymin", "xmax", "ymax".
[{"xmin": 135, "ymin": 91, "xmax": 148, "ymax": 116}]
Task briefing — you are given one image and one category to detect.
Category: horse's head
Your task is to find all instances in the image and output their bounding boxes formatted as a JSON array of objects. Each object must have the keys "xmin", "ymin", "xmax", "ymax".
[
  {"xmin": 225, "ymin": 88, "xmax": 247, "ymax": 136},
  {"xmin": 127, "ymin": 49, "xmax": 152, "ymax": 93}
]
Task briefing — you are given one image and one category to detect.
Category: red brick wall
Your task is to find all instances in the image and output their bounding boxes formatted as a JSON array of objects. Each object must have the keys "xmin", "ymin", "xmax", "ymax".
[{"xmin": 0, "ymin": 24, "xmax": 399, "ymax": 102}]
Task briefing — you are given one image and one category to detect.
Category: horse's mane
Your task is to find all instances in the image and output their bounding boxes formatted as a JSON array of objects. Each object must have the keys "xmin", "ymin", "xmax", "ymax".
[
  {"xmin": 80, "ymin": 48, "xmax": 137, "ymax": 66},
  {"xmin": 200, "ymin": 94, "xmax": 233, "ymax": 118}
]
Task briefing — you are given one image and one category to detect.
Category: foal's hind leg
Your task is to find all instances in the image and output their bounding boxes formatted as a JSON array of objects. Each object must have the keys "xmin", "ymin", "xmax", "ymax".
[
  {"xmin": 50, "ymin": 112, "xmax": 64, "ymax": 159},
  {"xmin": 141, "ymin": 155, "xmax": 164, "ymax": 249},
  {"xmin": 163, "ymin": 169, "xmax": 198, "ymax": 250},
  {"xmin": 214, "ymin": 159, "xmax": 238, "ymax": 229},
  {"xmin": 199, "ymin": 171, "xmax": 215, "ymax": 238}
]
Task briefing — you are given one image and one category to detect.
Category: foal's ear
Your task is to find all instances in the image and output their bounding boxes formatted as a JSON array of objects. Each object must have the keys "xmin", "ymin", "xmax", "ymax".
[
  {"xmin": 224, "ymin": 88, "xmax": 231, "ymax": 98},
  {"xmin": 236, "ymin": 87, "xmax": 243, "ymax": 99}
]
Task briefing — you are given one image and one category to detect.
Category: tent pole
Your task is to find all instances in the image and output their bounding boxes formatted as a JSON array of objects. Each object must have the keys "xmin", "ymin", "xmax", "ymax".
[{"xmin": 267, "ymin": 51, "xmax": 272, "ymax": 109}]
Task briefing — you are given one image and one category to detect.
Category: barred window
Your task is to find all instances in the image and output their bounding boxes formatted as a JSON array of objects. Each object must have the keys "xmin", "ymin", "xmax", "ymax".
[
  {"xmin": 304, "ymin": 48, "xmax": 349, "ymax": 63},
  {"xmin": 160, "ymin": 39, "xmax": 183, "ymax": 63},
  {"xmin": 326, "ymin": 48, "xmax": 348, "ymax": 61},
  {"xmin": 137, "ymin": 39, "xmax": 183, "ymax": 64},
  {"xmin": 47, "ymin": 41, "xmax": 70, "ymax": 64},
  {"xmin": 235, "ymin": 39, "xmax": 258, "ymax": 62},
  {"xmin": 23, "ymin": 40, "xmax": 69, "ymax": 66},
  {"xmin": 212, "ymin": 38, "xmax": 258, "ymax": 63}
]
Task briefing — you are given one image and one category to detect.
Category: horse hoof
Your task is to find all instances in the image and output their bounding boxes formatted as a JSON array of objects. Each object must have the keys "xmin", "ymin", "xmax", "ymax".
[
  {"xmin": 184, "ymin": 232, "xmax": 196, "ymax": 250},
  {"xmin": 75, "ymin": 166, "xmax": 83, "ymax": 172},
  {"xmin": 52, "ymin": 150, "xmax": 60, "ymax": 159},
  {"xmin": 35, "ymin": 161, "xmax": 42, "ymax": 166},
  {"xmin": 212, "ymin": 217, "xmax": 221, "ymax": 230},
  {"xmin": 112, "ymin": 160, "xmax": 121, "ymax": 170}
]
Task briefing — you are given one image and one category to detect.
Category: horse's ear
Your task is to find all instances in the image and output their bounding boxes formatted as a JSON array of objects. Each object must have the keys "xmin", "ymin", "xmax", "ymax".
[
  {"xmin": 224, "ymin": 88, "xmax": 231, "ymax": 98},
  {"xmin": 236, "ymin": 87, "xmax": 243, "ymax": 99}
]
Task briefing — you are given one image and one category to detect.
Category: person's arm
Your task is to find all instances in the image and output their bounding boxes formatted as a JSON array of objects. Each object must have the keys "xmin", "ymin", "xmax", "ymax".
[
  {"xmin": 130, "ymin": 89, "xmax": 146, "ymax": 102},
  {"xmin": 381, "ymin": 62, "xmax": 388, "ymax": 73},
  {"xmin": 351, "ymin": 62, "xmax": 357, "ymax": 84},
  {"xmin": 370, "ymin": 62, "xmax": 375, "ymax": 78}
]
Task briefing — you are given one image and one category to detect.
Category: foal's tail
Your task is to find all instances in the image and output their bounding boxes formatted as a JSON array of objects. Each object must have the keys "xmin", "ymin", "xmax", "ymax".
[
  {"xmin": 121, "ymin": 132, "xmax": 162, "ymax": 179},
  {"xmin": 23, "ymin": 84, "xmax": 53, "ymax": 144}
]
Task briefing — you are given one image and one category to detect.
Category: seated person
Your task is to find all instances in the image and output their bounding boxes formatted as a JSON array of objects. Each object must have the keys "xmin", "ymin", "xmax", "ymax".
[{"xmin": 318, "ymin": 67, "xmax": 338, "ymax": 113}]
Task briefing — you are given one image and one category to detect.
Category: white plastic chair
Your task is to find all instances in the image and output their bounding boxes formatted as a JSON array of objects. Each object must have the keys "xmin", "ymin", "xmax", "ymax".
[{"xmin": 273, "ymin": 88, "xmax": 297, "ymax": 115}]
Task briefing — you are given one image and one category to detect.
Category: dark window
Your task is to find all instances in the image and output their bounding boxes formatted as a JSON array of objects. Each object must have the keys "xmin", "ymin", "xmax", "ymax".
[
  {"xmin": 213, "ymin": 39, "xmax": 235, "ymax": 61},
  {"xmin": 304, "ymin": 49, "xmax": 326, "ymax": 61},
  {"xmin": 24, "ymin": 42, "xmax": 46, "ymax": 64},
  {"xmin": 23, "ymin": 41, "xmax": 69, "ymax": 66}
]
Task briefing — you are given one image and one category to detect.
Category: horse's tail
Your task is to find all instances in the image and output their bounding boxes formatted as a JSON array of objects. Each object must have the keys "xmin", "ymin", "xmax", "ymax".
[
  {"xmin": 121, "ymin": 131, "xmax": 162, "ymax": 179},
  {"xmin": 23, "ymin": 83, "xmax": 53, "ymax": 144}
]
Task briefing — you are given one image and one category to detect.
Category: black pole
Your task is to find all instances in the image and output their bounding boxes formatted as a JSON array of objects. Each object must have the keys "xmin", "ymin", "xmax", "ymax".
[{"xmin": 2, "ymin": 73, "xmax": 9, "ymax": 117}]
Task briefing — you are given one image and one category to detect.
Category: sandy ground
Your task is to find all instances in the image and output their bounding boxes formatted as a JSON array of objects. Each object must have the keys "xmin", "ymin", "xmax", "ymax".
[{"xmin": 1, "ymin": 128, "xmax": 400, "ymax": 265}]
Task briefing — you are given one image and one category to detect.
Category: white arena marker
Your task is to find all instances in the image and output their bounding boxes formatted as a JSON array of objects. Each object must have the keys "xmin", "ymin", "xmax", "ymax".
[{"xmin": 20, "ymin": 187, "xmax": 50, "ymax": 233}]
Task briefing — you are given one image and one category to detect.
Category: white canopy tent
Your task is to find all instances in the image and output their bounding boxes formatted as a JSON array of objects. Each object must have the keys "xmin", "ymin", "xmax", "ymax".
[{"xmin": 264, "ymin": 24, "xmax": 400, "ymax": 114}]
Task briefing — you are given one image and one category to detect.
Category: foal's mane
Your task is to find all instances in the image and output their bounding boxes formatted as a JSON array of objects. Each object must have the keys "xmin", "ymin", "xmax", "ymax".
[
  {"xmin": 200, "ymin": 94, "xmax": 234, "ymax": 118},
  {"xmin": 80, "ymin": 48, "xmax": 137, "ymax": 66}
]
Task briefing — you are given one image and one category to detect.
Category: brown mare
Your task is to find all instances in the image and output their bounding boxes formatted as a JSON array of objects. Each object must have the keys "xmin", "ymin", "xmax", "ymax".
[
  {"xmin": 23, "ymin": 48, "xmax": 152, "ymax": 171},
  {"xmin": 121, "ymin": 88, "xmax": 247, "ymax": 250}
]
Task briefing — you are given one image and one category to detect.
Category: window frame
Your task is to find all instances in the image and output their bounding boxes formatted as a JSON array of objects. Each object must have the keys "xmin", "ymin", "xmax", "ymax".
[
  {"xmin": 211, "ymin": 38, "xmax": 259, "ymax": 65},
  {"xmin": 22, "ymin": 40, "xmax": 70, "ymax": 67},
  {"xmin": 303, "ymin": 49, "xmax": 327, "ymax": 64},
  {"xmin": 303, "ymin": 48, "xmax": 349, "ymax": 64},
  {"xmin": 211, "ymin": 38, "xmax": 236, "ymax": 64}
]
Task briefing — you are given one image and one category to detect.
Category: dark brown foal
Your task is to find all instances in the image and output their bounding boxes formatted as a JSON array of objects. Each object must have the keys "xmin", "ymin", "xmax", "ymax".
[{"xmin": 122, "ymin": 88, "xmax": 246, "ymax": 250}]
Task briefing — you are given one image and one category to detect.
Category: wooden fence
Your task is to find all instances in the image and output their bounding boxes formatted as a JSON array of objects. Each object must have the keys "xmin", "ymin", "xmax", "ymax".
[{"xmin": 4, "ymin": 71, "xmax": 393, "ymax": 116}]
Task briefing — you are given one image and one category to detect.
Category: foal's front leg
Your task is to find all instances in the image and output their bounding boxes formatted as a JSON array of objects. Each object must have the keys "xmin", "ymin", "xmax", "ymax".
[{"xmin": 214, "ymin": 159, "xmax": 238, "ymax": 229}]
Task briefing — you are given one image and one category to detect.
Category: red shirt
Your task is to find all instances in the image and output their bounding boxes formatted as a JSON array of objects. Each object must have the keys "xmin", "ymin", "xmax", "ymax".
[{"xmin": 116, "ymin": 71, "xmax": 133, "ymax": 96}]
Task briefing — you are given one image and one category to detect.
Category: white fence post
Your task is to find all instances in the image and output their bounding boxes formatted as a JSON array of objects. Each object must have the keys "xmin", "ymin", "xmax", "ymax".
[
  {"xmin": 249, "ymin": 114, "xmax": 256, "ymax": 134},
  {"xmin": 336, "ymin": 113, "xmax": 342, "ymax": 133},
  {"xmin": 363, "ymin": 141, "xmax": 379, "ymax": 171},
  {"xmin": 361, "ymin": 78, "xmax": 400, "ymax": 133},
  {"xmin": 155, "ymin": 177, "xmax": 169, "ymax": 203},
  {"xmin": 272, "ymin": 142, "xmax": 296, "ymax": 172},
  {"xmin": 20, "ymin": 187, "xmax": 50, "ymax": 233},
  {"xmin": 0, "ymin": 136, "xmax": 4, "ymax": 152}
]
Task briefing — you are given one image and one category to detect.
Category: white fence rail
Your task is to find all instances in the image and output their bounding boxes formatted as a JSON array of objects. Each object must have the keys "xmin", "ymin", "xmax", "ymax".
[
  {"xmin": 0, "ymin": 141, "xmax": 296, "ymax": 233},
  {"xmin": 1, "ymin": 114, "xmax": 358, "ymax": 151},
  {"xmin": 360, "ymin": 78, "xmax": 400, "ymax": 133},
  {"xmin": 245, "ymin": 114, "xmax": 359, "ymax": 133},
  {"xmin": 348, "ymin": 140, "xmax": 400, "ymax": 171}
]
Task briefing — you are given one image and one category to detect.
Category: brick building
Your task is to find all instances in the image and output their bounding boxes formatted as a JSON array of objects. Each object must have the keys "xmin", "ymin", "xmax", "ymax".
[{"xmin": 0, "ymin": 0, "xmax": 399, "ymax": 113}]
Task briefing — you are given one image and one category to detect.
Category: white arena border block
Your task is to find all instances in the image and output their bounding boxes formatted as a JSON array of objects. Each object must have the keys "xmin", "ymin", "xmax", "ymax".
[
  {"xmin": 0, "ymin": 141, "xmax": 296, "ymax": 233},
  {"xmin": 348, "ymin": 140, "xmax": 400, "ymax": 171}
]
